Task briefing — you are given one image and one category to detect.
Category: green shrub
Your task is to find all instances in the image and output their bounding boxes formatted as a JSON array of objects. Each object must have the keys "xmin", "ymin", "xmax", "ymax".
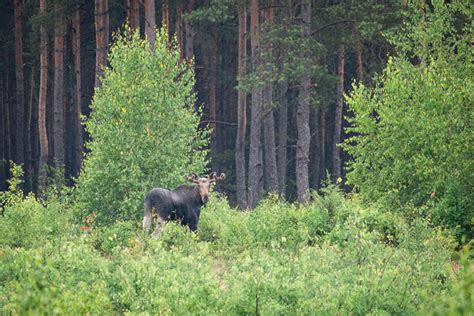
[
  {"xmin": 0, "ymin": 196, "xmax": 71, "ymax": 249},
  {"xmin": 342, "ymin": 1, "xmax": 473, "ymax": 240},
  {"xmin": 73, "ymin": 28, "xmax": 209, "ymax": 225},
  {"xmin": 0, "ymin": 243, "xmax": 114, "ymax": 314}
]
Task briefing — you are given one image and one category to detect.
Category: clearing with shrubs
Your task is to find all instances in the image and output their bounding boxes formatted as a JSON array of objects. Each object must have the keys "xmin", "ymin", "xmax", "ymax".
[{"xmin": 0, "ymin": 1, "xmax": 472, "ymax": 315}]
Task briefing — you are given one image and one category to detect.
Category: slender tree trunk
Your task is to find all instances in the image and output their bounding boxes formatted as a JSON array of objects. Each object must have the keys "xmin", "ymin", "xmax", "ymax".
[
  {"xmin": 277, "ymin": 79, "xmax": 288, "ymax": 196},
  {"xmin": 176, "ymin": 2, "xmax": 184, "ymax": 56},
  {"xmin": 209, "ymin": 27, "xmax": 218, "ymax": 164},
  {"xmin": 353, "ymin": 25, "xmax": 363, "ymax": 82},
  {"xmin": 262, "ymin": 6, "xmax": 278, "ymax": 193},
  {"xmin": 184, "ymin": 0, "xmax": 196, "ymax": 62},
  {"xmin": 277, "ymin": 0, "xmax": 290, "ymax": 197},
  {"xmin": 95, "ymin": 0, "xmax": 109, "ymax": 88},
  {"xmin": 72, "ymin": 6, "xmax": 83, "ymax": 175},
  {"xmin": 333, "ymin": 45, "xmax": 345, "ymax": 183},
  {"xmin": 144, "ymin": 0, "xmax": 156, "ymax": 50},
  {"xmin": 162, "ymin": 0, "xmax": 170, "ymax": 41},
  {"xmin": 319, "ymin": 107, "xmax": 326, "ymax": 181},
  {"xmin": 38, "ymin": 0, "xmax": 49, "ymax": 184},
  {"xmin": 248, "ymin": 0, "xmax": 263, "ymax": 208},
  {"xmin": 310, "ymin": 106, "xmax": 321, "ymax": 188},
  {"xmin": 355, "ymin": 42, "xmax": 363, "ymax": 82},
  {"xmin": 53, "ymin": 1, "xmax": 65, "ymax": 167},
  {"xmin": 126, "ymin": 0, "xmax": 140, "ymax": 31},
  {"xmin": 14, "ymin": 0, "xmax": 25, "ymax": 166},
  {"xmin": 26, "ymin": 65, "xmax": 35, "ymax": 191},
  {"xmin": 235, "ymin": 4, "xmax": 247, "ymax": 209},
  {"xmin": 296, "ymin": 0, "xmax": 311, "ymax": 203}
]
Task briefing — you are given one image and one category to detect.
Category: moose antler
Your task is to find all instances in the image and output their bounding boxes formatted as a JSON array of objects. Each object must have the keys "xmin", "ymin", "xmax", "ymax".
[
  {"xmin": 185, "ymin": 172, "xmax": 199, "ymax": 183},
  {"xmin": 209, "ymin": 172, "xmax": 225, "ymax": 182}
]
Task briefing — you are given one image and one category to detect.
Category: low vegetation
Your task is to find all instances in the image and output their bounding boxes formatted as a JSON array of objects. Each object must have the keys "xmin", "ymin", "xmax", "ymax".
[{"xmin": 0, "ymin": 170, "xmax": 472, "ymax": 314}]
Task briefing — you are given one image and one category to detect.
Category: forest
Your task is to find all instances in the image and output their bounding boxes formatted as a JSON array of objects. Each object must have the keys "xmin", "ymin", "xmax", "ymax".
[{"xmin": 0, "ymin": 0, "xmax": 473, "ymax": 314}]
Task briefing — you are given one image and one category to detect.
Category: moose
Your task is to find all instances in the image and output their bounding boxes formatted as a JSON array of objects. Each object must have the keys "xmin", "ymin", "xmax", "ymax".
[{"xmin": 143, "ymin": 172, "xmax": 225, "ymax": 237}]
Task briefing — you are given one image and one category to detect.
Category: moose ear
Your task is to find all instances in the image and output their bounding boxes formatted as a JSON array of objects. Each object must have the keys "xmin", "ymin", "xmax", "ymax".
[{"xmin": 217, "ymin": 173, "xmax": 226, "ymax": 181}]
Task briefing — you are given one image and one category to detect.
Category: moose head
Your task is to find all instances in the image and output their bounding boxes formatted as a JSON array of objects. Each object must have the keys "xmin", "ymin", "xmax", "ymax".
[{"xmin": 185, "ymin": 172, "xmax": 225, "ymax": 203}]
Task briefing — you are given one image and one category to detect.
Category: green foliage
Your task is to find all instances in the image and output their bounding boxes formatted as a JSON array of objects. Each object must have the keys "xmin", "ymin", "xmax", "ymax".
[
  {"xmin": 73, "ymin": 28, "xmax": 209, "ymax": 225},
  {"xmin": 343, "ymin": 1, "xmax": 473, "ymax": 240},
  {"xmin": 0, "ymin": 161, "xmax": 24, "ymax": 209},
  {"xmin": 0, "ymin": 183, "xmax": 464, "ymax": 315}
]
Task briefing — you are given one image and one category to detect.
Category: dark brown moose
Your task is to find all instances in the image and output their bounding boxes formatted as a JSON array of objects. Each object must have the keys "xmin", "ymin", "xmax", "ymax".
[{"xmin": 143, "ymin": 172, "xmax": 225, "ymax": 237}]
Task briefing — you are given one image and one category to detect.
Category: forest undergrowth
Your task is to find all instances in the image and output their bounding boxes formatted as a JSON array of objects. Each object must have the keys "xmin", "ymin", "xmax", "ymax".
[{"xmin": 0, "ymin": 171, "xmax": 472, "ymax": 315}]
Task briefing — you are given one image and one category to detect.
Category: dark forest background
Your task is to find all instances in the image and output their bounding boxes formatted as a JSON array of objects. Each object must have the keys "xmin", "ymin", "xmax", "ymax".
[{"xmin": 0, "ymin": 0, "xmax": 435, "ymax": 205}]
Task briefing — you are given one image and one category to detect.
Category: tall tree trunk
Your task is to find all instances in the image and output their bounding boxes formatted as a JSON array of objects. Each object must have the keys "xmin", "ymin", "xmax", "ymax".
[
  {"xmin": 126, "ymin": 0, "xmax": 140, "ymax": 31},
  {"xmin": 248, "ymin": 0, "xmax": 263, "ymax": 208},
  {"xmin": 95, "ymin": 0, "xmax": 109, "ymax": 88},
  {"xmin": 176, "ymin": 2, "xmax": 184, "ymax": 56},
  {"xmin": 144, "ymin": 0, "xmax": 156, "ymax": 50},
  {"xmin": 332, "ymin": 45, "xmax": 345, "ymax": 183},
  {"xmin": 14, "ymin": 0, "xmax": 25, "ymax": 166},
  {"xmin": 209, "ymin": 27, "xmax": 218, "ymax": 165},
  {"xmin": 184, "ymin": 0, "xmax": 196, "ymax": 62},
  {"xmin": 162, "ymin": 0, "xmax": 169, "ymax": 41},
  {"xmin": 310, "ymin": 106, "xmax": 321, "ymax": 188},
  {"xmin": 277, "ymin": 79, "xmax": 288, "ymax": 196},
  {"xmin": 262, "ymin": 6, "xmax": 278, "ymax": 193},
  {"xmin": 296, "ymin": 0, "xmax": 311, "ymax": 203},
  {"xmin": 26, "ymin": 65, "xmax": 35, "ymax": 191},
  {"xmin": 353, "ymin": 25, "xmax": 363, "ymax": 82},
  {"xmin": 235, "ymin": 3, "xmax": 247, "ymax": 209},
  {"xmin": 355, "ymin": 42, "xmax": 363, "ymax": 82},
  {"xmin": 53, "ymin": 1, "xmax": 65, "ymax": 168},
  {"xmin": 38, "ymin": 0, "xmax": 49, "ymax": 185},
  {"xmin": 72, "ymin": 6, "xmax": 83, "ymax": 176},
  {"xmin": 319, "ymin": 107, "xmax": 326, "ymax": 182},
  {"xmin": 277, "ymin": 0, "xmax": 290, "ymax": 197}
]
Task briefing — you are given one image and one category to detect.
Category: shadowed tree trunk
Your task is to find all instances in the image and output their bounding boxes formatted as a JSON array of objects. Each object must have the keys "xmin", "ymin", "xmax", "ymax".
[
  {"xmin": 125, "ymin": 0, "xmax": 140, "ymax": 31},
  {"xmin": 162, "ymin": 0, "xmax": 169, "ymax": 41},
  {"xmin": 95, "ymin": 0, "xmax": 109, "ymax": 88},
  {"xmin": 277, "ymin": 79, "xmax": 288, "ymax": 196},
  {"xmin": 296, "ymin": 0, "xmax": 311, "ymax": 203},
  {"xmin": 319, "ymin": 107, "xmax": 326, "ymax": 181},
  {"xmin": 72, "ymin": 5, "xmax": 83, "ymax": 176},
  {"xmin": 209, "ymin": 27, "xmax": 218, "ymax": 164},
  {"xmin": 144, "ymin": 0, "xmax": 155, "ymax": 50},
  {"xmin": 235, "ymin": 3, "xmax": 247, "ymax": 209},
  {"xmin": 176, "ymin": 1, "xmax": 184, "ymax": 56},
  {"xmin": 38, "ymin": 0, "xmax": 49, "ymax": 187},
  {"xmin": 248, "ymin": 0, "xmax": 263, "ymax": 208},
  {"xmin": 333, "ymin": 45, "xmax": 345, "ymax": 183},
  {"xmin": 184, "ymin": 0, "xmax": 196, "ymax": 62},
  {"xmin": 26, "ymin": 65, "xmax": 35, "ymax": 190},
  {"xmin": 277, "ymin": 0, "xmax": 291, "ymax": 197},
  {"xmin": 355, "ymin": 42, "xmax": 363, "ymax": 82},
  {"xmin": 262, "ymin": 5, "xmax": 278, "ymax": 193},
  {"xmin": 53, "ymin": 1, "xmax": 65, "ymax": 168},
  {"xmin": 14, "ymin": 0, "xmax": 25, "ymax": 166},
  {"xmin": 310, "ymin": 106, "xmax": 321, "ymax": 188}
]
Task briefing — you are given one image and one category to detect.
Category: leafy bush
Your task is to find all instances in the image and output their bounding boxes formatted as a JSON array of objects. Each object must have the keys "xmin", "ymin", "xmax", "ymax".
[
  {"xmin": 0, "ymin": 181, "xmax": 463, "ymax": 314},
  {"xmin": 0, "ymin": 196, "xmax": 71, "ymax": 249},
  {"xmin": 73, "ymin": 28, "xmax": 209, "ymax": 225},
  {"xmin": 343, "ymin": 1, "xmax": 473, "ymax": 240}
]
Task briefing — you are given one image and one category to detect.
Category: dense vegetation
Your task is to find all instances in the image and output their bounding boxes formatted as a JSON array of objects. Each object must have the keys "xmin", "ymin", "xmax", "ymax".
[
  {"xmin": 1, "ymin": 169, "xmax": 472, "ymax": 314},
  {"xmin": 1, "ymin": 1, "xmax": 473, "ymax": 314}
]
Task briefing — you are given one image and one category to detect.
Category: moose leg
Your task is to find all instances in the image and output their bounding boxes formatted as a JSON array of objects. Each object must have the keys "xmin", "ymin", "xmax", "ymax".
[
  {"xmin": 143, "ymin": 212, "xmax": 153, "ymax": 233},
  {"xmin": 151, "ymin": 215, "xmax": 165, "ymax": 239}
]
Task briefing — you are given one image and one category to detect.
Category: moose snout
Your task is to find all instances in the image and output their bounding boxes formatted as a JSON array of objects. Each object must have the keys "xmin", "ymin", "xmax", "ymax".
[{"xmin": 201, "ymin": 195, "xmax": 209, "ymax": 203}]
